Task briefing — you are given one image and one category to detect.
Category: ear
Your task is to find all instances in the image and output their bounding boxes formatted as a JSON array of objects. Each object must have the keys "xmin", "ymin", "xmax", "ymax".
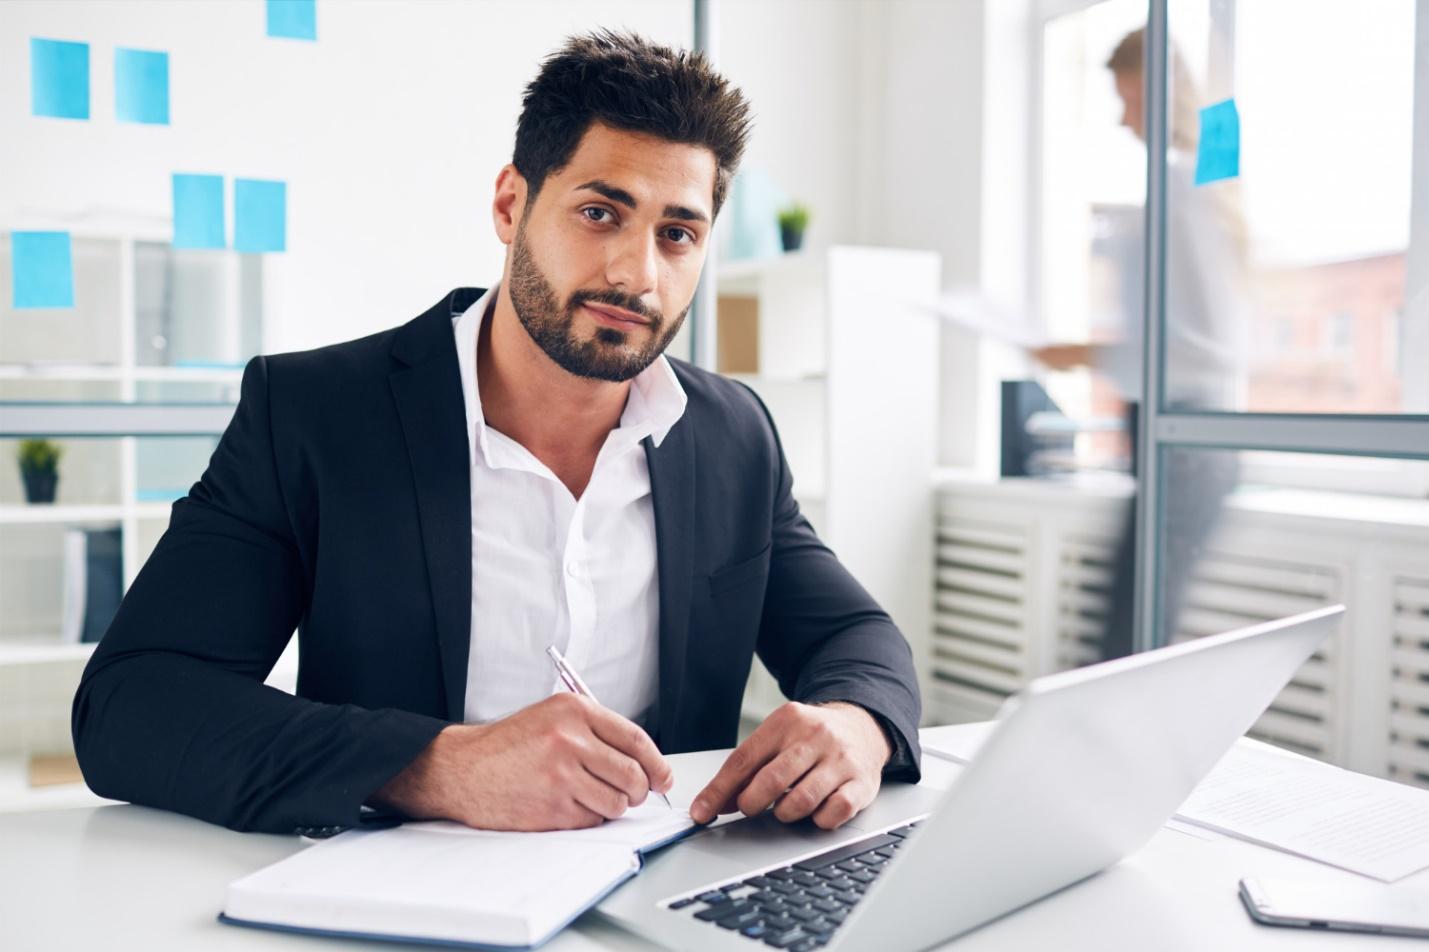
[{"xmin": 492, "ymin": 164, "xmax": 528, "ymax": 246}]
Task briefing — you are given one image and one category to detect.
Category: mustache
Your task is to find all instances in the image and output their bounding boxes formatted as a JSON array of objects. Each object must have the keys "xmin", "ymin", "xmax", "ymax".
[{"xmin": 567, "ymin": 288, "xmax": 661, "ymax": 325}]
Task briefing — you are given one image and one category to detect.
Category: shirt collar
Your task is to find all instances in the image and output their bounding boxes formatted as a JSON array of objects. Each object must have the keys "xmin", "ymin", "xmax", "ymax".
[{"xmin": 451, "ymin": 285, "xmax": 688, "ymax": 469}]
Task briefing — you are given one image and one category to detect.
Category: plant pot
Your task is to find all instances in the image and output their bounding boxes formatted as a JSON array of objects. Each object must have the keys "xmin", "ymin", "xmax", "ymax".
[
  {"xmin": 779, "ymin": 225, "xmax": 805, "ymax": 252},
  {"xmin": 20, "ymin": 468, "xmax": 58, "ymax": 504}
]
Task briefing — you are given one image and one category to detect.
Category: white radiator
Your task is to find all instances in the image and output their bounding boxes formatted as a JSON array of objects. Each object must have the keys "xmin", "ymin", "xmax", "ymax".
[
  {"xmin": 1389, "ymin": 577, "xmax": 1429, "ymax": 787},
  {"xmin": 934, "ymin": 475, "xmax": 1429, "ymax": 790},
  {"xmin": 932, "ymin": 518, "xmax": 1033, "ymax": 709}
]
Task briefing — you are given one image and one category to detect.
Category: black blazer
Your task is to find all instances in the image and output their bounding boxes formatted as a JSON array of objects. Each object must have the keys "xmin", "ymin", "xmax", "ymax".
[{"xmin": 72, "ymin": 288, "xmax": 922, "ymax": 835}]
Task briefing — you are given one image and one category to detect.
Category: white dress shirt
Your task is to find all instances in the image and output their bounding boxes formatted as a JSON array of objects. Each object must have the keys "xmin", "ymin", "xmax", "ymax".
[{"xmin": 453, "ymin": 286, "xmax": 687, "ymax": 727}]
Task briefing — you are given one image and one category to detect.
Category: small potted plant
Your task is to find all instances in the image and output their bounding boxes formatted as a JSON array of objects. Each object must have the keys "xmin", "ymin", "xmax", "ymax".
[
  {"xmin": 17, "ymin": 438, "xmax": 62, "ymax": 504},
  {"xmin": 777, "ymin": 203, "xmax": 810, "ymax": 252}
]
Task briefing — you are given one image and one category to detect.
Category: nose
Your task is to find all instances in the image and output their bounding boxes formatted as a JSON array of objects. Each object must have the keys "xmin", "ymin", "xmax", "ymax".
[{"xmin": 604, "ymin": 229, "xmax": 659, "ymax": 297}]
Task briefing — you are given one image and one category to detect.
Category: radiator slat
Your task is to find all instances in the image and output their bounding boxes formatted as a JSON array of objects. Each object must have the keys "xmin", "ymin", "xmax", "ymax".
[
  {"xmin": 936, "ymin": 566, "xmax": 1024, "ymax": 600},
  {"xmin": 933, "ymin": 612, "xmax": 1024, "ymax": 648}
]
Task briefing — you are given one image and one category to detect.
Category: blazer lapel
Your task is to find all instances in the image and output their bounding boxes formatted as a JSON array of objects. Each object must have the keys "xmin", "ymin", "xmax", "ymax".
[
  {"xmin": 645, "ymin": 420, "xmax": 697, "ymax": 752},
  {"xmin": 389, "ymin": 290, "xmax": 482, "ymax": 722}
]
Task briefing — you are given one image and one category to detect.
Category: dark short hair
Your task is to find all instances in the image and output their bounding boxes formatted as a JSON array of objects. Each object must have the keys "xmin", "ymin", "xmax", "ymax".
[{"xmin": 513, "ymin": 29, "xmax": 752, "ymax": 216}]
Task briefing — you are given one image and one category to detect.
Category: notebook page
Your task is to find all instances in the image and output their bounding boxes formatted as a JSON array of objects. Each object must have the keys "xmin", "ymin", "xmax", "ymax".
[
  {"xmin": 414, "ymin": 797, "xmax": 696, "ymax": 853},
  {"xmin": 225, "ymin": 826, "xmax": 638, "ymax": 947}
]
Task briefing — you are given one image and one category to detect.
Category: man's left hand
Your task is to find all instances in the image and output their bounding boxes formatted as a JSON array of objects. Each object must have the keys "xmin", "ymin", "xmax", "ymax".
[{"xmin": 689, "ymin": 701, "xmax": 892, "ymax": 830}]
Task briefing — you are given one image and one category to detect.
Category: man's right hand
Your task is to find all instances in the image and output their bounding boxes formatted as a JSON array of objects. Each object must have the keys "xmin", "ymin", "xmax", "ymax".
[
  {"xmin": 1029, "ymin": 342, "xmax": 1095, "ymax": 371},
  {"xmin": 368, "ymin": 693, "xmax": 674, "ymax": 830}
]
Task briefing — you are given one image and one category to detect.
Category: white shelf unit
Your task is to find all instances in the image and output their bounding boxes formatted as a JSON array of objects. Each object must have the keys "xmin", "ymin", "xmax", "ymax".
[
  {"xmin": 720, "ymin": 247, "xmax": 941, "ymax": 723},
  {"xmin": 0, "ymin": 224, "xmax": 257, "ymax": 772},
  {"xmin": 931, "ymin": 471, "xmax": 1429, "ymax": 790},
  {"xmin": 0, "ymin": 364, "xmax": 245, "ymax": 383}
]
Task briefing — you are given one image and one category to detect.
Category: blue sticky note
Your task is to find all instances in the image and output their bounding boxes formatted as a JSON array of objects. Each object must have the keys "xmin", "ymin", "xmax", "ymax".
[
  {"xmin": 1195, "ymin": 98, "xmax": 1240, "ymax": 185},
  {"xmin": 266, "ymin": 0, "xmax": 316, "ymax": 41},
  {"xmin": 234, "ymin": 179, "xmax": 287, "ymax": 253},
  {"xmin": 172, "ymin": 174, "xmax": 226, "ymax": 249},
  {"xmin": 115, "ymin": 48, "xmax": 170, "ymax": 125},
  {"xmin": 11, "ymin": 232, "xmax": 75, "ymax": 309},
  {"xmin": 31, "ymin": 38, "xmax": 89, "ymax": 120}
]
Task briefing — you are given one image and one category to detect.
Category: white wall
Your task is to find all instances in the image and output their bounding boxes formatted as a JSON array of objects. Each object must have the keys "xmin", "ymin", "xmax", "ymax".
[
  {"xmin": 865, "ymin": 0, "xmax": 1033, "ymax": 472},
  {"xmin": 0, "ymin": 0, "xmax": 691, "ymax": 355},
  {"xmin": 713, "ymin": 0, "xmax": 873, "ymax": 251}
]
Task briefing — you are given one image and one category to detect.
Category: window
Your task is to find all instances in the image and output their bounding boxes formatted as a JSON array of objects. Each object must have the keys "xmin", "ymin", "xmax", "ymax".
[
  {"xmin": 1162, "ymin": 0, "xmax": 1419, "ymax": 415},
  {"xmin": 1142, "ymin": 0, "xmax": 1429, "ymax": 648}
]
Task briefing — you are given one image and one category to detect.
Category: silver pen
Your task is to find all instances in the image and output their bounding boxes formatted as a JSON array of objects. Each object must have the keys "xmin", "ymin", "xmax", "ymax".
[{"xmin": 546, "ymin": 645, "xmax": 672, "ymax": 808}]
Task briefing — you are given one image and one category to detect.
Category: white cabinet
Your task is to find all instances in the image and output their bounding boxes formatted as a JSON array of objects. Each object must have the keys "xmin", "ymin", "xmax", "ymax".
[{"xmin": 718, "ymin": 247, "xmax": 941, "ymax": 722}]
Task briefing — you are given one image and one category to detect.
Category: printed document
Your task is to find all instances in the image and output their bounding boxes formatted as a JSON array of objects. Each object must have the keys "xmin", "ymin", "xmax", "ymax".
[{"xmin": 1177, "ymin": 741, "xmax": 1429, "ymax": 882}]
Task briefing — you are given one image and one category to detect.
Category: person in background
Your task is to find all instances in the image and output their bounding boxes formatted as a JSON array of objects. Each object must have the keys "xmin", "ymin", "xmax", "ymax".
[{"xmin": 1032, "ymin": 27, "xmax": 1246, "ymax": 659}]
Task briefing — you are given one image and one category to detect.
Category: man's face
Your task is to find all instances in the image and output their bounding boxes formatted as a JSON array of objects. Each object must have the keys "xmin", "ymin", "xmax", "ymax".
[{"xmin": 505, "ymin": 122, "xmax": 717, "ymax": 382}]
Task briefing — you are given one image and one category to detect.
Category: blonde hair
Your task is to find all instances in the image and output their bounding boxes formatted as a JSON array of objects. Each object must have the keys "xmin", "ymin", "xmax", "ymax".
[
  {"xmin": 1106, "ymin": 27, "xmax": 1201, "ymax": 155},
  {"xmin": 1107, "ymin": 27, "xmax": 1248, "ymax": 266}
]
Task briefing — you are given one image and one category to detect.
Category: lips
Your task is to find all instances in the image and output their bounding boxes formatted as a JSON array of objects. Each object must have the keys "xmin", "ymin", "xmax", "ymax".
[{"xmin": 582, "ymin": 302, "xmax": 650, "ymax": 326}]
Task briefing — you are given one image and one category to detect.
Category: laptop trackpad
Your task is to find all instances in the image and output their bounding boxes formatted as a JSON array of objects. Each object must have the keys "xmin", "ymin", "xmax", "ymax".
[
  {"xmin": 678, "ymin": 782, "xmax": 943, "ymax": 870},
  {"xmin": 681, "ymin": 812, "xmax": 855, "ymax": 866}
]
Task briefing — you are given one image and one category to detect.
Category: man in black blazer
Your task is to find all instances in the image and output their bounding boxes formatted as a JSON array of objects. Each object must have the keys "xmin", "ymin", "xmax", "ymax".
[{"xmin": 72, "ymin": 30, "xmax": 921, "ymax": 837}]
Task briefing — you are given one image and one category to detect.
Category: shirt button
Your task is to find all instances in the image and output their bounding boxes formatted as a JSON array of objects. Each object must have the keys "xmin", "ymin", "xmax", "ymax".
[{"xmin": 565, "ymin": 561, "xmax": 579, "ymax": 578}]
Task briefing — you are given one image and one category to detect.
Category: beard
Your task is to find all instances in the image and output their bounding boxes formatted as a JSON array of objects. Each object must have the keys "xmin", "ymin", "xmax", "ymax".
[{"xmin": 506, "ymin": 222, "xmax": 688, "ymax": 383}]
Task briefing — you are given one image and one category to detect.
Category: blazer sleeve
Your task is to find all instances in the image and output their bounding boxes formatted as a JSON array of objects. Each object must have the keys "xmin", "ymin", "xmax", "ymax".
[
  {"xmin": 71, "ymin": 356, "xmax": 448, "ymax": 834},
  {"xmin": 742, "ymin": 387, "xmax": 923, "ymax": 782}
]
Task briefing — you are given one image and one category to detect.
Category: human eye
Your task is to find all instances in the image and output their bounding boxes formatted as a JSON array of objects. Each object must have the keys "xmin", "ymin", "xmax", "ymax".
[
  {"xmin": 581, "ymin": 206, "xmax": 616, "ymax": 225},
  {"xmin": 663, "ymin": 225, "xmax": 695, "ymax": 246}
]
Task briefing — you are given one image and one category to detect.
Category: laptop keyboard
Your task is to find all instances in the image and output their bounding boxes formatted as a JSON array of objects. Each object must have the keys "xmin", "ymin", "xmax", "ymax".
[{"xmin": 663, "ymin": 820, "xmax": 921, "ymax": 950}]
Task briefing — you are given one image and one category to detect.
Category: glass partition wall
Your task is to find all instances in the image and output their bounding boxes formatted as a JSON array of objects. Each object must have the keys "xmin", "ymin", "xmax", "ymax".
[{"xmin": 1137, "ymin": 0, "xmax": 1429, "ymax": 779}]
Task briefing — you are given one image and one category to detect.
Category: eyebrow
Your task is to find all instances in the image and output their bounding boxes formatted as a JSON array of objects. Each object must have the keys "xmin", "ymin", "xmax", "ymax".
[{"xmin": 574, "ymin": 179, "xmax": 710, "ymax": 225}]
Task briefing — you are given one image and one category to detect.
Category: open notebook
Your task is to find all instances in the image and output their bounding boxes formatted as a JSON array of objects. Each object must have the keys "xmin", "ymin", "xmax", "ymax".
[{"xmin": 220, "ymin": 800, "xmax": 697, "ymax": 949}]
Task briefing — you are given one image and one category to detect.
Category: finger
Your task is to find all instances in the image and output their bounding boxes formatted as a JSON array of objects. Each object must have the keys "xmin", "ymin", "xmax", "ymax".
[
  {"xmin": 585, "ymin": 704, "xmax": 673, "ymax": 795},
  {"xmin": 735, "ymin": 743, "xmax": 821, "ymax": 818},
  {"xmin": 570, "ymin": 766, "xmax": 632, "ymax": 821},
  {"xmin": 811, "ymin": 778, "xmax": 873, "ymax": 831},
  {"xmin": 773, "ymin": 763, "xmax": 849, "ymax": 823},
  {"xmin": 555, "ymin": 802, "xmax": 606, "ymax": 831},
  {"xmin": 690, "ymin": 724, "xmax": 782, "ymax": 824},
  {"xmin": 582, "ymin": 737, "xmax": 651, "ymax": 807}
]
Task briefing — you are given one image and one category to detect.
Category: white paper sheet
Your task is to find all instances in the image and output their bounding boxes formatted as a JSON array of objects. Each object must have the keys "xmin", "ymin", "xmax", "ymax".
[
  {"xmin": 917, "ymin": 289, "xmax": 1049, "ymax": 349},
  {"xmin": 920, "ymin": 721, "xmax": 996, "ymax": 765},
  {"xmin": 1177, "ymin": 742, "xmax": 1429, "ymax": 882}
]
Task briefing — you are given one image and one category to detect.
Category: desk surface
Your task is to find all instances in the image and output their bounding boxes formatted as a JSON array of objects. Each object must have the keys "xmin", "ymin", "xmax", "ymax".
[{"xmin": 1, "ymin": 725, "xmax": 1417, "ymax": 951}]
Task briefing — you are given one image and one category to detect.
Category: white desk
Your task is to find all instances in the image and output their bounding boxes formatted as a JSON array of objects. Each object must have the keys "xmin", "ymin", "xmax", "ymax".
[{"xmin": 1, "ymin": 725, "xmax": 1418, "ymax": 950}]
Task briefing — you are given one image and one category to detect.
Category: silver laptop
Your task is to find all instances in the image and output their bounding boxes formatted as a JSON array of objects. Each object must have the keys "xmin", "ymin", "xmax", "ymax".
[{"xmin": 597, "ymin": 604, "xmax": 1343, "ymax": 951}]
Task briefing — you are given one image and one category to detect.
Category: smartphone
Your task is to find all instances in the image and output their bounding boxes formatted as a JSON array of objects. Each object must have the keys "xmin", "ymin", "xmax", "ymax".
[{"xmin": 1240, "ymin": 877, "xmax": 1429, "ymax": 938}]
